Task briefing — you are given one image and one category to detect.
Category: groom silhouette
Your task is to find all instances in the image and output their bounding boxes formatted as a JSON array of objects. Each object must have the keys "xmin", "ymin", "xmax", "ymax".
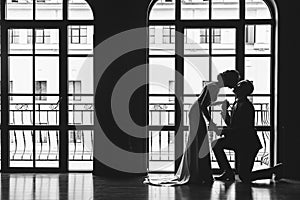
[{"xmin": 212, "ymin": 80, "xmax": 283, "ymax": 183}]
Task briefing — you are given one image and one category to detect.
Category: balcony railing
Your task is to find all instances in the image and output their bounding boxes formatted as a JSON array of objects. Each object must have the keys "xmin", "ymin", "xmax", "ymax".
[
  {"xmin": 9, "ymin": 102, "xmax": 94, "ymax": 126},
  {"xmin": 148, "ymin": 102, "xmax": 271, "ymax": 170},
  {"xmin": 7, "ymin": 102, "xmax": 94, "ymax": 164}
]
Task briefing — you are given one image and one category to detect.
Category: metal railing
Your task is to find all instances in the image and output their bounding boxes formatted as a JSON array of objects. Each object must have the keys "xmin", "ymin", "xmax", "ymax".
[
  {"xmin": 148, "ymin": 102, "xmax": 271, "ymax": 167},
  {"xmin": 8, "ymin": 102, "xmax": 94, "ymax": 163},
  {"xmin": 9, "ymin": 102, "xmax": 94, "ymax": 126}
]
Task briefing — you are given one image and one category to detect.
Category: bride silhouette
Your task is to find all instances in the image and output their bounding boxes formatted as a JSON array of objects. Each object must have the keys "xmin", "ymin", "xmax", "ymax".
[{"xmin": 145, "ymin": 70, "xmax": 240, "ymax": 186}]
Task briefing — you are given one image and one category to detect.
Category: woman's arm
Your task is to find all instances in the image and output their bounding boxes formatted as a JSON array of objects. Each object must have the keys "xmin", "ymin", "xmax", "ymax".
[
  {"xmin": 220, "ymin": 100, "xmax": 231, "ymax": 126},
  {"xmin": 198, "ymin": 86, "xmax": 215, "ymax": 125}
]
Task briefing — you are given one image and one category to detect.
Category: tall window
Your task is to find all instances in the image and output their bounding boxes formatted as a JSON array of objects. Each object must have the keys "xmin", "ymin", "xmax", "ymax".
[
  {"xmin": 1, "ymin": 0, "xmax": 94, "ymax": 172},
  {"xmin": 148, "ymin": 0, "xmax": 276, "ymax": 172}
]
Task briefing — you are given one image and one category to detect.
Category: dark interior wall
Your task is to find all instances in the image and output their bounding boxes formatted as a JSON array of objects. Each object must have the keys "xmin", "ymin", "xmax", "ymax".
[
  {"xmin": 91, "ymin": 0, "xmax": 150, "ymax": 176},
  {"xmin": 274, "ymin": 0, "xmax": 300, "ymax": 180},
  {"xmin": 89, "ymin": 0, "xmax": 300, "ymax": 179}
]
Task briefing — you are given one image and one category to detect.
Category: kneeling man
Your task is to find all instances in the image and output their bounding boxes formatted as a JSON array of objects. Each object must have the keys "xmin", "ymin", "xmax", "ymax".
[{"xmin": 212, "ymin": 80, "xmax": 282, "ymax": 183}]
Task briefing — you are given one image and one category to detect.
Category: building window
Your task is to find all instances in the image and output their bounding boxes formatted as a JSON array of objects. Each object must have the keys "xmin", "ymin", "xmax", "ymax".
[
  {"xmin": 200, "ymin": 29, "xmax": 209, "ymax": 43},
  {"xmin": 35, "ymin": 81, "xmax": 47, "ymax": 101},
  {"xmin": 70, "ymin": 26, "xmax": 88, "ymax": 44},
  {"xmin": 149, "ymin": 27, "xmax": 155, "ymax": 44},
  {"xmin": 9, "ymin": 29, "xmax": 19, "ymax": 44},
  {"xmin": 163, "ymin": 26, "xmax": 175, "ymax": 44},
  {"xmin": 69, "ymin": 81, "xmax": 82, "ymax": 101},
  {"xmin": 35, "ymin": 29, "xmax": 51, "ymax": 44},
  {"xmin": 212, "ymin": 29, "xmax": 221, "ymax": 43},
  {"xmin": 246, "ymin": 25, "xmax": 256, "ymax": 44}
]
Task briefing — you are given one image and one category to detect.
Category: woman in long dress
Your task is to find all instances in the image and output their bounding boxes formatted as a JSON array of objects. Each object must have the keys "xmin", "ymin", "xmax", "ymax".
[{"xmin": 145, "ymin": 70, "xmax": 240, "ymax": 186}]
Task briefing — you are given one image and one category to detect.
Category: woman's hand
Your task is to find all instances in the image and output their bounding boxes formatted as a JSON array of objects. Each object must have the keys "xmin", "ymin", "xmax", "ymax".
[
  {"xmin": 208, "ymin": 121, "xmax": 217, "ymax": 131},
  {"xmin": 221, "ymin": 100, "xmax": 230, "ymax": 112},
  {"xmin": 208, "ymin": 121, "xmax": 222, "ymax": 136}
]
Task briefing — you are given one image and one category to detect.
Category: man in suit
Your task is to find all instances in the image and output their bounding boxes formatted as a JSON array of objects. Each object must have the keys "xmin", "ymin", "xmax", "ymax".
[{"xmin": 212, "ymin": 80, "xmax": 282, "ymax": 183}]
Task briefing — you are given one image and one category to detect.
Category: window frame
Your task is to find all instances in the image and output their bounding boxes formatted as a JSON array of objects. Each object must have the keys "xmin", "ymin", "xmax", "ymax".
[
  {"xmin": 147, "ymin": 0, "xmax": 277, "ymax": 173},
  {"xmin": 1, "ymin": 0, "xmax": 95, "ymax": 173}
]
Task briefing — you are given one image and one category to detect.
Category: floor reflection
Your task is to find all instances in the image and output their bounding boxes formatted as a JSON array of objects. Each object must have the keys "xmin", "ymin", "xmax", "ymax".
[
  {"xmin": 1, "ymin": 173, "xmax": 93, "ymax": 200},
  {"xmin": 147, "ymin": 176, "xmax": 283, "ymax": 200},
  {"xmin": 68, "ymin": 174, "xmax": 93, "ymax": 200},
  {"xmin": 0, "ymin": 173, "xmax": 298, "ymax": 200}
]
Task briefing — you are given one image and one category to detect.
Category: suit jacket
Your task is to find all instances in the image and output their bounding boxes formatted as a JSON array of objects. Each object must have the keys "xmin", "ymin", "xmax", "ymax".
[{"xmin": 222, "ymin": 98, "xmax": 262, "ymax": 152}]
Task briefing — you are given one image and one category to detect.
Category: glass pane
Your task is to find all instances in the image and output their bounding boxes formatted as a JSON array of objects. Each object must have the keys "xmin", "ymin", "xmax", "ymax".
[
  {"xmin": 148, "ymin": 131, "xmax": 175, "ymax": 172},
  {"xmin": 183, "ymin": 96, "xmax": 198, "ymax": 126},
  {"xmin": 6, "ymin": 0, "xmax": 33, "ymax": 20},
  {"xmin": 0, "ymin": 131, "xmax": 2, "ymax": 170},
  {"xmin": 251, "ymin": 96, "xmax": 271, "ymax": 127},
  {"xmin": 211, "ymin": 96, "xmax": 236, "ymax": 126},
  {"xmin": 245, "ymin": 57, "xmax": 270, "ymax": 94},
  {"xmin": 68, "ymin": 57, "xmax": 93, "ymax": 94},
  {"xmin": 68, "ymin": 26, "xmax": 94, "ymax": 55},
  {"xmin": 149, "ymin": 26, "xmax": 175, "ymax": 55},
  {"xmin": 0, "ymin": 26, "xmax": 1, "ymax": 52},
  {"xmin": 35, "ymin": 130, "xmax": 59, "ymax": 167},
  {"xmin": 181, "ymin": 0, "xmax": 209, "ymax": 20},
  {"xmin": 212, "ymin": 28, "xmax": 236, "ymax": 54},
  {"xmin": 211, "ymin": 57, "xmax": 236, "ymax": 95},
  {"xmin": 149, "ymin": 0, "xmax": 175, "ymax": 20},
  {"xmin": 9, "ymin": 96, "xmax": 33, "ymax": 125},
  {"xmin": 184, "ymin": 57, "xmax": 210, "ymax": 95},
  {"xmin": 0, "ymin": 57, "xmax": 2, "ymax": 125},
  {"xmin": 10, "ymin": 130, "xmax": 34, "ymax": 167},
  {"xmin": 254, "ymin": 131, "xmax": 271, "ymax": 170},
  {"xmin": 149, "ymin": 58, "xmax": 175, "ymax": 94},
  {"xmin": 36, "ymin": 0, "xmax": 63, "ymax": 20},
  {"xmin": 245, "ymin": 25, "xmax": 271, "ymax": 54},
  {"xmin": 68, "ymin": 0, "xmax": 94, "ymax": 20},
  {"xmin": 149, "ymin": 96, "xmax": 175, "ymax": 126},
  {"xmin": 35, "ymin": 96, "xmax": 60, "ymax": 125},
  {"xmin": 8, "ymin": 29, "xmax": 33, "ymax": 54},
  {"xmin": 212, "ymin": 150, "xmax": 236, "ymax": 169},
  {"xmin": 69, "ymin": 130, "xmax": 94, "ymax": 171},
  {"xmin": 68, "ymin": 96, "xmax": 94, "ymax": 125},
  {"xmin": 35, "ymin": 57, "xmax": 59, "ymax": 94},
  {"xmin": 35, "ymin": 29, "xmax": 59, "ymax": 54},
  {"xmin": 9, "ymin": 56, "xmax": 33, "ymax": 94},
  {"xmin": 184, "ymin": 29, "xmax": 209, "ymax": 55},
  {"xmin": 246, "ymin": 0, "xmax": 271, "ymax": 19},
  {"xmin": 212, "ymin": 0, "xmax": 239, "ymax": 19}
]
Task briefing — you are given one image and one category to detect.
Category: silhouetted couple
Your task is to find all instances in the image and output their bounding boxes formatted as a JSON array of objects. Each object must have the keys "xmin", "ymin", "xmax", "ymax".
[
  {"xmin": 144, "ymin": 70, "xmax": 282, "ymax": 186},
  {"xmin": 144, "ymin": 70, "xmax": 240, "ymax": 186}
]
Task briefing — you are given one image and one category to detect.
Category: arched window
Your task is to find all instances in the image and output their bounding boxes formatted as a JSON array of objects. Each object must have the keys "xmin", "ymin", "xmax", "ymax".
[
  {"xmin": 1, "ymin": 0, "xmax": 94, "ymax": 172},
  {"xmin": 147, "ymin": 0, "xmax": 277, "ymax": 172}
]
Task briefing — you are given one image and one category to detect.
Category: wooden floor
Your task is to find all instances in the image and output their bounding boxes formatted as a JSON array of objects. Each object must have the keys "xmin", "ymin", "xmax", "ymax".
[{"xmin": 1, "ymin": 173, "xmax": 300, "ymax": 200}]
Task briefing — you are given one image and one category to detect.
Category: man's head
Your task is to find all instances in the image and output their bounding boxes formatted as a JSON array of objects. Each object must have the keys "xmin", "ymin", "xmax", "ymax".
[{"xmin": 233, "ymin": 80, "xmax": 254, "ymax": 98}]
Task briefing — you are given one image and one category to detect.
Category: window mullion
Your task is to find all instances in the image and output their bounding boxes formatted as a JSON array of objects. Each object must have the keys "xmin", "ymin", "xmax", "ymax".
[
  {"xmin": 59, "ymin": 25, "xmax": 68, "ymax": 172},
  {"xmin": 32, "ymin": 28, "xmax": 37, "ymax": 168}
]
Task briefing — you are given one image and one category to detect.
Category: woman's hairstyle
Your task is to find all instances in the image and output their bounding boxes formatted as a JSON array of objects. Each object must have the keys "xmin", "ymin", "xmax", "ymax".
[{"xmin": 217, "ymin": 70, "xmax": 240, "ymax": 87}]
